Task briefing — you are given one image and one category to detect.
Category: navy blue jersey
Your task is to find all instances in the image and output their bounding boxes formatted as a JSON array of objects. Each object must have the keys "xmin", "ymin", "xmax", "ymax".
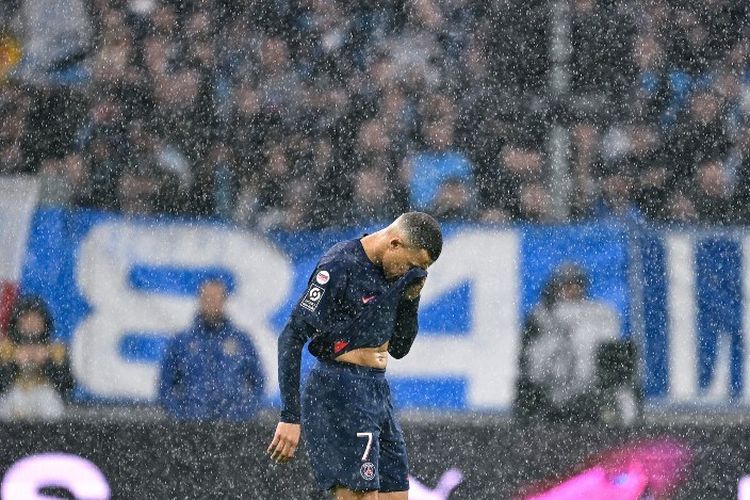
[{"xmin": 278, "ymin": 239, "xmax": 427, "ymax": 423}]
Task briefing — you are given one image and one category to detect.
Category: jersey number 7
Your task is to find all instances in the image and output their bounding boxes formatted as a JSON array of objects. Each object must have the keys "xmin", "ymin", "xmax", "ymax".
[{"xmin": 356, "ymin": 432, "xmax": 373, "ymax": 461}]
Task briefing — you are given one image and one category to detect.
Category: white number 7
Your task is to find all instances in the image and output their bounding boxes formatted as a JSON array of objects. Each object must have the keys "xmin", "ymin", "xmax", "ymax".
[{"xmin": 356, "ymin": 432, "xmax": 373, "ymax": 461}]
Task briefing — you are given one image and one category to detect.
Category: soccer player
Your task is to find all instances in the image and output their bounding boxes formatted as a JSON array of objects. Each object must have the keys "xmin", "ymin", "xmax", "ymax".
[{"xmin": 267, "ymin": 212, "xmax": 443, "ymax": 499}]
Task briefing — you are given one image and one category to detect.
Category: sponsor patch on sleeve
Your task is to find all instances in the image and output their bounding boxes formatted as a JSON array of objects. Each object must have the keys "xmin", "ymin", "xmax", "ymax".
[
  {"xmin": 315, "ymin": 270, "xmax": 330, "ymax": 285},
  {"xmin": 300, "ymin": 284, "xmax": 325, "ymax": 312}
]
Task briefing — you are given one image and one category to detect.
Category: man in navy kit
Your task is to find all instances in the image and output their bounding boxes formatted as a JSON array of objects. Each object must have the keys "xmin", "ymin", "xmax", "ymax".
[{"xmin": 267, "ymin": 212, "xmax": 442, "ymax": 500}]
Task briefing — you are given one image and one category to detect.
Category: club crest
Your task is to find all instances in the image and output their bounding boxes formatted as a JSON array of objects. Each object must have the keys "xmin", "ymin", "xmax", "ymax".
[{"xmin": 360, "ymin": 462, "xmax": 376, "ymax": 481}]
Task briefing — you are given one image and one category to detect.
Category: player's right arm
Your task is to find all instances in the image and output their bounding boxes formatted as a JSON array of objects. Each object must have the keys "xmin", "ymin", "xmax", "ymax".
[
  {"xmin": 268, "ymin": 259, "xmax": 347, "ymax": 464},
  {"xmin": 268, "ymin": 315, "xmax": 310, "ymax": 463},
  {"xmin": 276, "ymin": 260, "xmax": 349, "ymax": 425}
]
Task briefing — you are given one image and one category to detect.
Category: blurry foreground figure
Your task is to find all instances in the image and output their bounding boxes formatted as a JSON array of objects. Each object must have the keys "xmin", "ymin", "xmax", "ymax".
[
  {"xmin": 519, "ymin": 438, "xmax": 692, "ymax": 499},
  {"xmin": 409, "ymin": 468, "xmax": 463, "ymax": 500},
  {"xmin": 514, "ymin": 263, "xmax": 640, "ymax": 425},
  {"xmin": 0, "ymin": 296, "xmax": 73, "ymax": 421},
  {"xmin": 159, "ymin": 278, "xmax": 264, "ymax": 421}
]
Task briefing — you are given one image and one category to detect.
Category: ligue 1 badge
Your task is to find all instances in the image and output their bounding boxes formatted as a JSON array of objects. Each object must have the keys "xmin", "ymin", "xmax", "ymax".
[
  {"xmin": 300, "ymin": 284, "xmax": 325, "ymax": 312},
  {"xmin": 360, "ymin": 462, "xmax": 376, "ymax": 481},
  {"xmin": 315, "ymin": 270, "xmax": 330, "ymax": 285}
]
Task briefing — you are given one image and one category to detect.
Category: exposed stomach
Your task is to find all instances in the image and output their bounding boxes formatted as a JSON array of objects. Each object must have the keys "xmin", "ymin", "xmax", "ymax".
[{"xmin": 335, "ymin": 341, "xmax": 389, "ymax": 369}]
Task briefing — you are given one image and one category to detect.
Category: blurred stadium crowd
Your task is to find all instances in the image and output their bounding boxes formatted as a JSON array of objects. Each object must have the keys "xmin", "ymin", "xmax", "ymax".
[{"xmin": 1, "ymin": 0, "xmax": 750, "ymax": 228}]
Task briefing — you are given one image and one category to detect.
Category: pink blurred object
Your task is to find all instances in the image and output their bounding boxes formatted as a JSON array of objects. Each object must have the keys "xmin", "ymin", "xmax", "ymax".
[
  {"xmin": 526, "ymin": 464, "xmax": 648, "ymax": 500},
  {"xmin": 595, "ymin": 438, "xmax": 692, "ymax": 497},
  {"xmin": 409, "ymin": 468, "xmax": 464, "ymax": 500},
  {"xmin": 520, "ymin": 437, "xmax": 693, "ymax": 500},
  {"xmin": 738, "ymin": 475, "xmax": 750, "ymax": 500}
]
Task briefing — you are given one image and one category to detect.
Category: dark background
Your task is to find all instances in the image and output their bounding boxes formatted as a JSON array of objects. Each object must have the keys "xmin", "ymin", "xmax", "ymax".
[{"xmin": 1, "ymin": 420, "xmax": 747, "ymax": 499}]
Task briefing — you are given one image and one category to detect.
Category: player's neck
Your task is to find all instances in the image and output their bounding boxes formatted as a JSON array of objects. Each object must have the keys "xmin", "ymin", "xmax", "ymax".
[{"xmin": 360, "ymin": 231, "xmax": 387, "ymax": 266}]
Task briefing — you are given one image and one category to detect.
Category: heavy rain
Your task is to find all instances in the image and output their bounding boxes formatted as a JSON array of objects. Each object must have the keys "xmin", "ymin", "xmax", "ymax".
[{"xmin": 0, "ymin": 0, "xmax": 748, "ymax": 498}]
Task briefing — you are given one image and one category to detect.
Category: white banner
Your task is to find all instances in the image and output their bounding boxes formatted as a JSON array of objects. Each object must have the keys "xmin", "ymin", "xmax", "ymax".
[{"xmin": 0, "ymin": 176, "xmax": 39, "ymax": 282}]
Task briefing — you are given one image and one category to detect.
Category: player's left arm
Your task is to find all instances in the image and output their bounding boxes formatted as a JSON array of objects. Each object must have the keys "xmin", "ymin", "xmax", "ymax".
[{"xmin": 388, "ymin": 274, "xmax": 426, "ymax": 359}]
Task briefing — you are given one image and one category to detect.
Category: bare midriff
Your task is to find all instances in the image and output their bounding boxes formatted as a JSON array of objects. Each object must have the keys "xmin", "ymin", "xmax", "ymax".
[{"xmin": 335, "ymin": 341, "xmax": 389, "ymax": 369}]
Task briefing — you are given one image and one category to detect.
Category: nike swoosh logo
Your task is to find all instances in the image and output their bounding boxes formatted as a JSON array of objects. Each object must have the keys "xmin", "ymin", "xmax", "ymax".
[{"xmin": 362, "ymin": 295, "xmax": 376, "ymax": 304}]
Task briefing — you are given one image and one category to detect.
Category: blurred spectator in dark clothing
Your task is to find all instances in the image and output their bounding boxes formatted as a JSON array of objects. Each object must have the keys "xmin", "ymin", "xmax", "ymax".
[
  {"xmin": 228, "ymin": 82, "xmax": 267, "ymax": 177},
  {"xmin": 20, "ymin": 88, "xmax": 87, "ymax": 172},
  {"xmin": 256, "ymin": 36, "xmax": 305, "ymax": 133},
  {"xmin": 633, "ymin": 159, "xmax": 670, "ymax": 221},
  {"xmin": 159, "ymin": 279, "xmax": 264, "ymax": 421},
  {"xmin": 484, "ymin": 1, "xmax": 548, "ymax": 94},
  {"xmin": 514, "ymin": 263, "xmax": 639, "ymax": 425},
  {"xmin": 665, "ymin": 89, "xmax": 730, "ymax": 183},
  {"xmin": 350, "ymin": 117, "xmax": 409, "ymax": 221},
  {"xmin": 252, "ymin": 141, "xmax": 293, "ymax": 228},
  {"xmin": 589, "ymin": 120, "xmax": 663, "ymax": 223},
  {"xmin": 727, "ymin": 126, "xmax": 750, "ymax": 223},
  {"xmin": 262, "ymin": 177, "xmax": 319, "ymax": 231},
  {"xmin": 117, "ymin": 156, "xmax": 186, "ymax": 215},
  {"xmin": 518, "ymin": 182, "xmax": 555, "ymax": 223},
  {"xmin": 83, "ymin": 130, "xmax": 128, "ymax": 210},
  {"xmin": 693, "ymin": 159, "xmax": 736, "ymax": 225},
  {"xmin": 620, "ymin": 123, "xmax": 670, "ymax": 220},
  {"xmin": 431, "ymin": 177, "xmax": 476, "ymax": 222},
  {"xmin": 37, "ymin": 153, "xmax": 92, "ymax": 206},
  {"xmin": 89, "ymin": 11, "xmax": 143, "ymax": 92},
  {"xmin": 76, "ymin": 92, "xmax": 128, "ymax": 158},
  {"xmin": 589, "ymin": 169, "xmax": 645, "ymax": 223},
  {"xmin": 0, "ymin": 296, "xmax": 73, "ymax": 421},
  {"xmin": 355, "ymin": 118, "xmax": 402, "ymax": 183},
  {"xmin": 190, "ymin": 142, "xmax": 237, "ymax": 219},
  {"xmin": 667, "ymin": 7, "xmax": 710, "ymax": 77},
  {"xmin": 570, "ymin": 0, "xmax": 635, "ymax": 98},
  {"xmin": 662, "ymin": 191, "xmax": 699, "ymax": 224},
  {"xmin": 0, "ymin": 90, "xmax": 31, "ymax": 174},
  {"xmin": 458, "ymin": 92, "xmax": 517, "ymax": 199},
  {"xmin": 631, "ymin": 33, "xmax": 670, "ymax": 123},
  {"xmin": 487, "ymin": 141, "xmax": 546, "ymax": 222},
  {"xmin": 232, "ymin": 174, "xmax": 263, "ymax": 229},
  {"xmin": 349, "ymin": 166, "xmax": 402, "ymax": 224}
]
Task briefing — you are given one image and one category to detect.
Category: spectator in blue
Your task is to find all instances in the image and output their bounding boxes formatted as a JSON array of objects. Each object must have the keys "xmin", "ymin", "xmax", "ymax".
[
  {"xmin": 588, "ymin": 161, "xmax": 646, "ymax": 225},
  {"xmin": 159, "ymin": 278, "xmax": 264, "ymax": 421},
  {"xmin": 406, "ymin": 117, "xmax": 474, "ymax": 211}
]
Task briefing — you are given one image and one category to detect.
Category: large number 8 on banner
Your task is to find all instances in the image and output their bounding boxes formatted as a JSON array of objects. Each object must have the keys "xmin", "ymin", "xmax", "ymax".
[{"xmin": 70, "ymin": 221, "xmax": 291, "ymax": 401}]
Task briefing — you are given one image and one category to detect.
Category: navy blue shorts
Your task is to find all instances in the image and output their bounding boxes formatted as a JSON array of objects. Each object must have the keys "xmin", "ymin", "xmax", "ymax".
[{"xmin": 301, "ymin": 359, "xmax": 409, "ymax": 493}]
